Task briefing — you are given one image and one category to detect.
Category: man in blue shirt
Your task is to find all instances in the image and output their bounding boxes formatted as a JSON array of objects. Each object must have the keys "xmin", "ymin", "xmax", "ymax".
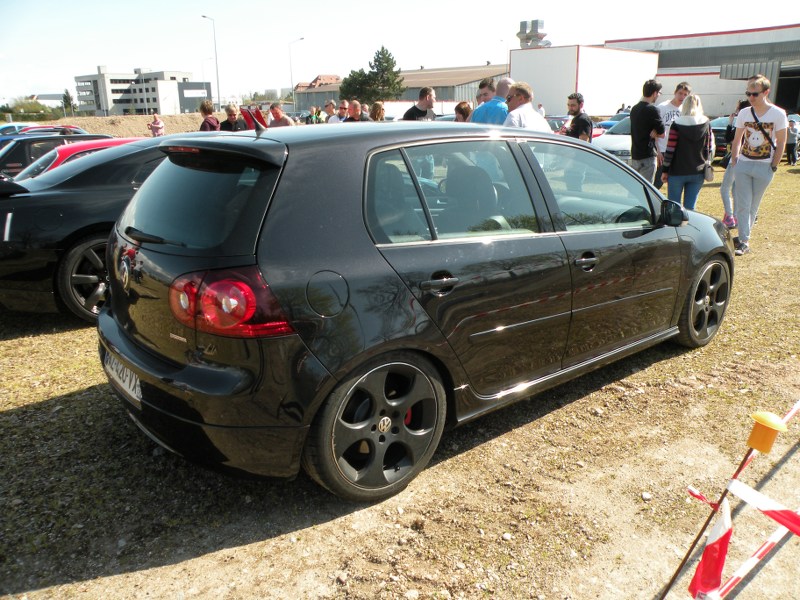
[{"xmin": 471, "ymin": 77, "xmax": 514, "ymax": 125}]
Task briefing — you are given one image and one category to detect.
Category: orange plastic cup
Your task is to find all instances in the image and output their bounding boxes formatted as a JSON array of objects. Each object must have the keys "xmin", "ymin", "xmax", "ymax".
[{"xmin": 747, "ymin": 411, "xmax": 788, "ymax": 453}]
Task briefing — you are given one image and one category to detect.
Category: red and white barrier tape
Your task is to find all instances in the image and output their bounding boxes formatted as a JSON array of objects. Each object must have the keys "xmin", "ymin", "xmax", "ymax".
[
  {"xmin": 718, "ymin": 508, "xmax": 799, "ymax": 598},
  {"xmin": 726, "ymin": 479, "xmax": 800, "ymax": 536}
]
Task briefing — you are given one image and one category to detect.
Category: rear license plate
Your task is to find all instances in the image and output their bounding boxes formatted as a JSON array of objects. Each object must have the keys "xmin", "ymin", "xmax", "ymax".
[{"xmin": 104, "ymin": 351, "xmax": 142, "ymax": 408}]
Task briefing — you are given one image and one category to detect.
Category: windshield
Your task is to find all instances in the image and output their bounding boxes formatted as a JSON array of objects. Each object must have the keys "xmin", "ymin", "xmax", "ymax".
[{"xmin": 606, "ymin": 117, "xmax": 631, "ymax": 135}]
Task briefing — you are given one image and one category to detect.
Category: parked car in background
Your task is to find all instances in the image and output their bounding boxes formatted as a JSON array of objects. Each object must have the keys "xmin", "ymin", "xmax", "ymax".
[
  {"xmin": 548, "ymin": 115, "xmax": 605, "ymax": 139},
  {"xmin": 98, "ymin": 123, "xmax": 733, "ymax": 502},
  {"xmin": 0, "ymin": 122, "xmax": 38, "ymax": 136},
  {"xmin": 0, "ymin": 133, "xmax": 112, "ymax": 177},
  {"xmin": 14, "ymin": 137, "xmax": 145, "ymax": 181},
  {"xmin": 592, "ymin": 116, "xmax": 632, "ymax": 162},
  {"xmin": 0, "ymin": 135, "xmax": 197, "ymax": 321},
  {"xmin": 597, "ymin": 112, "xmax": 630, "ymax": 129},
  {"xmin": 709, "ymin": 116, "xmax": 732, "ymax": 157},
  {"xmin": 18, "ymin": 125, "xmax": 89, "ymax": 135},
  {"xmin": 546, "ymin": 115, "xmax": 569, "ymax": 132}
]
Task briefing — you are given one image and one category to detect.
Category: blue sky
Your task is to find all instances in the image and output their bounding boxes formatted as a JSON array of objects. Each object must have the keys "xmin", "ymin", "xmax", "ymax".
[{"xmin": 1, "ymin": 0, "xmax": 793, "ymax": 103}]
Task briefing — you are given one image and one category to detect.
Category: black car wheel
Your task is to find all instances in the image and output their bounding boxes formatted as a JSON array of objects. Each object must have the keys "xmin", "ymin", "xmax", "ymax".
[
  {"xmin": 675, "ymin": 256, "xmax": 731, "ymax": 348},
  {"xmin": 57, "ymin": 234, "xmax": 108, "ymax": 323},
  {"xmin": 303, "ymin": 352, "xmax": 447, "ymax": 502}
]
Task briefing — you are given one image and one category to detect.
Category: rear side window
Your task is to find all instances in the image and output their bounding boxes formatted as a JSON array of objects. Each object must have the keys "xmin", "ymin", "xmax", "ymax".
[
  {"xmin": 14, "ymin": 149, "xmax": 58, "ymax": 181},
  {"xmin": 119, "ymin": 151, "xmax": 280, "ymax": 255}
]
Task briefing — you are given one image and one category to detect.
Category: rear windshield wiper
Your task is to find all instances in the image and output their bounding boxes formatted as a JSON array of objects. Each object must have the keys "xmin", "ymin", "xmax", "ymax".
[{"xmin": 125, "ymin": 226, "xmax": 186, "ymax": 247}]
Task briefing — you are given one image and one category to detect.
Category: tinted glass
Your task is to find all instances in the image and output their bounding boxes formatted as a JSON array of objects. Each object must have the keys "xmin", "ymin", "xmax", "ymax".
[
  {"xmin": 119, "ymin": 151, "xmax": 280, "ymax": 254},
  {"xmin": 527, "ymin": 141, "xmax": 654, "ymax": 230},
  {"xmin": 402, "ymin": 140, "xmax": 539, "ymax": 239},
  {"xmin": 366, "ymin": 150, "xmax": 432, "ymax": 243}
]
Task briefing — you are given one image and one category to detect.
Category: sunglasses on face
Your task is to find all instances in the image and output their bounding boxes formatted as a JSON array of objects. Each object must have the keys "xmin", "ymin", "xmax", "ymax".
[{"xmin": 745, "ymin": 91, "xmax": 762, "ymax": 97}]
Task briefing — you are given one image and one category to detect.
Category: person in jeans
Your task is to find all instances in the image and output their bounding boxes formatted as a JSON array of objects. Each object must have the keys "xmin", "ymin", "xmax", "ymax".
[
  {"xmin": 719, "ymin": 99, "xmax": 750, "ymax": 228},
  {"xmin": 629, "ymin": 79, "xmax": 665, "ymax": 184},
  {"xmin": 786, "ymin": 120, "xmax": 798, "ymax": 165},
  {"xmin": 660, "ymin": 94, "xmax": 713, "ymax": 210},
  {"xmin": 729, "ymin": 74, "xmax": 788, "ymax": 256}
]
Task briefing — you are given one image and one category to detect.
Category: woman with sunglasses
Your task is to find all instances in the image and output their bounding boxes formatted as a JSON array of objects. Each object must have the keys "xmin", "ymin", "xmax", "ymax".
[{"xmin": 729, "ymin": 74, "xmax": 788, "ymax": 256}]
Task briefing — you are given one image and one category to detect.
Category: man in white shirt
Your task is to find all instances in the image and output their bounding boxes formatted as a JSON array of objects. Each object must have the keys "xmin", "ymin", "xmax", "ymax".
[
  {"xmin": 503, "ymin": 82, "xmax": 550, "ymax": 132},
  {"xmin": 655, "ymin": 82, "xmax": 691, "ymax": 187},
  {"xmin": 327, "ymin": 100, "xmax": 349, "ymax": 123}
]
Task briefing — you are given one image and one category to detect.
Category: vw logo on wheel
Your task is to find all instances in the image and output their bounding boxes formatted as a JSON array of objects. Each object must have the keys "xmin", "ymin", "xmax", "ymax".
[{"xmin": 377, "ymin": 416, "xmax": 392, "ymax": 433}]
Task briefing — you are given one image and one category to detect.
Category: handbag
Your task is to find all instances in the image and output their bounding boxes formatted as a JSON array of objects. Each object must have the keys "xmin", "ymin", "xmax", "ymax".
[
  {"xmin": 720, "ymin": 152, "xmax": 731, "ymax": 169},
  {"xmin": 704, "ymin": 162, "xmax": 714, "ymax": 182}
]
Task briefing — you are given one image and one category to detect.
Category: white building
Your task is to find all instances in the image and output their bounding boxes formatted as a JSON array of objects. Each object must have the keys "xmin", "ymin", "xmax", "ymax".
[
  {"xmin": 605, "ymin": 23, "xmax": 800, "ymax": 116},
  {"xmin": 74, "ymin": 66, "xmax": 212, "ymax": 116},
  {"xmin": 510, "ymin": 46, "xmax": 659, "ymax": 117},
  {"xmin": 509, "ymin": 21, "xmax": 800, "ymax": 118}
]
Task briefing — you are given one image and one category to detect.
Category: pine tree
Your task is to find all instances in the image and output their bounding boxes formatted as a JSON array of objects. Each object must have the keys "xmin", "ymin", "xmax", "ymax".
[
  {"xmin": 369, "ymin": 46, "xmax": 406, "ymax": 102},
  {"xmin": 339, "ymin": 47, "xmax": 406, "ymax": 105}
]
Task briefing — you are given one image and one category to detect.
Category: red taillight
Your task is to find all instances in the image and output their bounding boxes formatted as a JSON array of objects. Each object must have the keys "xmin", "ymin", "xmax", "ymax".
[{"xmin": 168, "ymin": 267, "xmax": 295, "ymax": 338}]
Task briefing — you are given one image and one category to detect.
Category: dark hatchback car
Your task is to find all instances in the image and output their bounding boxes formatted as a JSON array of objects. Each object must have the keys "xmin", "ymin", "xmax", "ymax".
[
  {"xmin": 0, "ymin": 136, "xmax": 176, "ymax": 321},
  {"xmin": 0, "ymin": 133, "xmax": 112, "ymax": 177},
  {"xmin": 98, "ymin": 124, "xmax": 734, "ymax": 501}
]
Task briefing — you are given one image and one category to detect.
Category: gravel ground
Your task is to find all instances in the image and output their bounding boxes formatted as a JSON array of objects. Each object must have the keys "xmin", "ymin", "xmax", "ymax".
[{"xmin": 1, "ymin": 149, "xmax": 798, "ymax": 599}]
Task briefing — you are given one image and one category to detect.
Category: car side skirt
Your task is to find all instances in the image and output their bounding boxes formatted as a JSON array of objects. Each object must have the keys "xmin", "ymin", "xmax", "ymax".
[{"xmin": 453, "ymin": 326, "xmax": 679, "ymax": 423}]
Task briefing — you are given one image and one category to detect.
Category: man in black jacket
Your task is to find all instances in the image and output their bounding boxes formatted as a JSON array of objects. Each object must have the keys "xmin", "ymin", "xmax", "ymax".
[{"xmin": 629, "ymin": 79, "xmax": 665, "ymax": 184}]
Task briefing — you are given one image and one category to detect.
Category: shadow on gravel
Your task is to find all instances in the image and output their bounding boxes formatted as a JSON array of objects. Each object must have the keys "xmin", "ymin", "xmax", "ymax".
[
  {"xmin": 431, "ymin": 342, "xmax": 692, "ymax": 467},
  {"xmin": 0, "ymin": 342, "xmax": 691, "ymax": 595},
  {"xmin": 0, "ymin": 308, "xmax": 89, "ymax": 341},
  {"xmin": 0, "ymin": 385, "xmax": 353, "ymax": 595}
]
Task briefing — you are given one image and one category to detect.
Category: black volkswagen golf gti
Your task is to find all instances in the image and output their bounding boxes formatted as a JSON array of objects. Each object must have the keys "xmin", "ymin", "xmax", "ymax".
[{"xmin": 98, "ymin": 123, "xmax": 733, "ymax": 501}]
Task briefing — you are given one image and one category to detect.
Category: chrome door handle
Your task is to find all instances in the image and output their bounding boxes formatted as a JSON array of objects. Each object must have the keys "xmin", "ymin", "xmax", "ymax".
[{"xmin": 419, "ymin": 277, "xmax": 459, "ymax": 291}]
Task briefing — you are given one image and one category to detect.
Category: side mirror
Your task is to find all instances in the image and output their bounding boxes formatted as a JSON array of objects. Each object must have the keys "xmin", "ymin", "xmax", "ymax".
[{"xmin": 660, "ymin": 199, "xmax": 688, "ymax": 227}]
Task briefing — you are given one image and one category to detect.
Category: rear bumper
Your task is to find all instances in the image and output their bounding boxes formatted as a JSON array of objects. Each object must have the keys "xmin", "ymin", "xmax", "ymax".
[
  {"xmin": 115, "ymin": 388, "xmax": 308, "ymax": 478},
  {"xmin": 98, "ymin": 308, "xmax": 330, "ymax": 479}
]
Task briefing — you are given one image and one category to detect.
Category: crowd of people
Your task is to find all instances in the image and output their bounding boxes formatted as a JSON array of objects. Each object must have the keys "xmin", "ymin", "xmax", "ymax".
[
  {"xmin": 189, "ymin": 72, "xmax": 792, "ymax": 257},
  {"xmin": 627, "ymin": 74, "xmax": 789, "ymax": 256}
]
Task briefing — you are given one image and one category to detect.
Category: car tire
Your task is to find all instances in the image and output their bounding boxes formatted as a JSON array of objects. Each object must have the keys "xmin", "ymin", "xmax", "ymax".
[
  {"xmin": 56, "ymin": 233, "xmax": 108, "ymax": 323},
  {"xmin": 675, "ymin": 256, "xmax": 731, "ymax": 348},
  {"xmin": 302, "ymin": 352, "xmax": 447, "ymax": 502}
]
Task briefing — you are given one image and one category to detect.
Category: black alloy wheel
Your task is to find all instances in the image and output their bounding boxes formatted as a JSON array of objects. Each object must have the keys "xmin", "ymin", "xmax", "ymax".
[
  {"xmin": 303, "ymin": 352, "xmax": 447, "ymax": 502},
  {"xmin": 675, "ymin": 256, "xmax": 731, "ymax": 348},
  {"xmin": 57, "ymin": 233, "xmax": 108, "ymax": 323}
]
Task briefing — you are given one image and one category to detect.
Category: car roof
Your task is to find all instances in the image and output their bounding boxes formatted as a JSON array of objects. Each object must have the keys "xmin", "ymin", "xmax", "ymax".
[{"xmin": 159, "ymin": 122, "xmax": 564, "ymax": 163}]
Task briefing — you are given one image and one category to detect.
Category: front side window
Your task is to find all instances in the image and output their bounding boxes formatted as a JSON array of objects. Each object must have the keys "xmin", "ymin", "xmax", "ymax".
[
  {"xmin": 366, "ymin": 140, "xmax": 540, "ymax": 243},
  {"xmin": 527, "ymin": 141, "xmax": 654, "ymax": 230}
]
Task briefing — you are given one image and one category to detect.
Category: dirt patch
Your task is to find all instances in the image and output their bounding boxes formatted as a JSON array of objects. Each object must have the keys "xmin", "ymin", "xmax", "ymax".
[
  {"xmin": 36, "ymin": 114, "xmax": 222, "ymax": 137},
  {"xmin": 1, "ymin": 160, "xmax": 799, "ymax": 599}
]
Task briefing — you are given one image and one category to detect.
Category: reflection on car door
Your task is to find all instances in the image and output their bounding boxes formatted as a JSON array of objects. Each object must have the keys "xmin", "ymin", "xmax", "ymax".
[
  {"xmin": 525, "ymin": 140, "xmax": 683, "ymax": 367},
  {"xmin": 366, "ymin": 142, "xmax": 572, "ymax": 399}
]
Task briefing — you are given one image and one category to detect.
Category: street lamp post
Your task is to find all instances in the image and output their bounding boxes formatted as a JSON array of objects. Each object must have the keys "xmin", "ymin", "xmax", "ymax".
[
  {"xmin": 201, "ymin": 15, "xmax": 221, "ymax": 111},
  {"xmin": 289, "ymin": 37, "xmax": 304, "ymax": 109}
]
